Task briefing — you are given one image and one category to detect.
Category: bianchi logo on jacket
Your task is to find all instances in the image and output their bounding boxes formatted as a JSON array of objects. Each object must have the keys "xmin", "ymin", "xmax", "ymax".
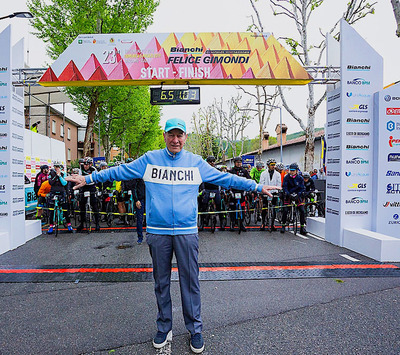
[{"xmin": 143, "ymin": 164, "xmax": 202, "ymax": 185}]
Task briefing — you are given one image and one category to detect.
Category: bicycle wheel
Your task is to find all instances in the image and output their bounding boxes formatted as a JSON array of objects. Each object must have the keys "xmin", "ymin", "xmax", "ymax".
[
  {"xmin": 220, "ymin": 199, "xmax": 227, "ymax": 230},
  {"xmin": 237, "ymin": 201, "xmax": 242, "ymax": 234},
  {"xmin": 254, "ymin": 199, "xmax": 261, "ymax": 224},
  {"xmin": 293, "ymin": 207, "xmax": 298, "ymax": 235},
  {"xmin": 106, "ymin": 201, "xmax": 113, "ymax": 227},
  {"xmin": 54, "ymin": 206, "xmax": 59, "ymax": 237},
  {"xmin": 209, "ymin": 202, "xmax": 217, "ymax": 234},
  {"xmin": 197, "ymin": 210, "xmax": 204, "ymax": 231},
  {"xmin": 268, "ymin": 204, "xmax": 274, "ymax": 233},
  {"xmin": 85, "ymin": 202, "xmax": 92, "ymax": 233},
  {"xmin": 127, "ymin": 201, "xmax": 135, "ymax": 227},
  {"xmin": 244, "ymin": 200, "xmax": 251, "ymax": 225}
]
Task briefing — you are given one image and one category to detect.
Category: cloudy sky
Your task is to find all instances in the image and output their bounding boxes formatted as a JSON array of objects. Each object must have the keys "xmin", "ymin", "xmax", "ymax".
[{"xmin": 1, "ymin": 0, "xmax": 399, "ymax": 137}]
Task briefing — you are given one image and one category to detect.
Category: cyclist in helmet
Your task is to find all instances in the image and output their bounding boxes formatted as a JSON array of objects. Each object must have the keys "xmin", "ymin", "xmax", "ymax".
[
  {"xmin": 259, "ymin": 158, "xmax": 282, "ymax": 231},
  {"xmin": 250, "ymin": 161, "xmax": 265, "ymax": 184},
  {"xmin": 228, "ymin": 157, "xmax": 251, "ymax": 232},
  {"xmin": 34, "ymin": 164, "xmax": 49, "ymax": 220},
  {"xmin": 77, "ymin": 157, "xmax": 100, "ymax": 232},
  {"xmin": 281, "ymin": 163, "xmax": 307, "ymax": 235},
  {"xmin": 47, "ymin": 161, "xmax": 73, "ymax": 234},
  {"xmin": 198, "ymin": 156, "xmax": 225, "ymax": 231}
]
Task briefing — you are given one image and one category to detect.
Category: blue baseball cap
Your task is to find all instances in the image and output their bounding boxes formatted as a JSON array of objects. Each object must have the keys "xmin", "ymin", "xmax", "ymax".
[{"xmin": 164, "ymin": 118, "xmax": 186, "ymax": 133}]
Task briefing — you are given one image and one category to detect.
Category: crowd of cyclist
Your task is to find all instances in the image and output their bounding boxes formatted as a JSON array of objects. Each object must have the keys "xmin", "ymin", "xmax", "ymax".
[
  {"xmin": 34, "ymin": 157, "xmax": 145, "ymax": 241},
  {"xmin": 33, "ymin": 155, "xmax": 323, "ymax": 237},
  {"xmin": 198, "ymin": 156, "xmax": 324, "ymax": 236}
]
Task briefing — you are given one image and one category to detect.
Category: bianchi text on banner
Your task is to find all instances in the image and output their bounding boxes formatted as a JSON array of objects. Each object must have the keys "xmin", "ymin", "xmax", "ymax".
[{"xmin": 38, "ymin": 32, "xmax": 313, "ymax": 87}]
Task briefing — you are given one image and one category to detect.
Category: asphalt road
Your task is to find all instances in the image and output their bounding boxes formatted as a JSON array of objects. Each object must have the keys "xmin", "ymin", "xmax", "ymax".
[{"xmin": 0, "ymin": 226, "xmax": 399, "ymax": 355}]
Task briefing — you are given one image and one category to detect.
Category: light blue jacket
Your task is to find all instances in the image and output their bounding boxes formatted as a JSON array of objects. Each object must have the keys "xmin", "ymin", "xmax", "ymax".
[{"xmin": 85, "ymin": 148, "xmax": 262, "ymax": 235}]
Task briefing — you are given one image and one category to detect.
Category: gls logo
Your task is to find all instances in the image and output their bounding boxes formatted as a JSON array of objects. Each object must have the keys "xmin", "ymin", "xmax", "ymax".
[
  {"xmin": 349, "ymin": 104, "xmax": 368, "ymax": 111},
  {"xmin": 348, "ymin": 183, "xmax": 367, "ymax": 189}
]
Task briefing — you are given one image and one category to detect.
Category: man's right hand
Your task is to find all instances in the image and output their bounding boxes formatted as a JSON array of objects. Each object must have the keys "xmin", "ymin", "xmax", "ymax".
[{"xmin": 65, "ymin": 174, "xmax": 86, "ymax": 189}]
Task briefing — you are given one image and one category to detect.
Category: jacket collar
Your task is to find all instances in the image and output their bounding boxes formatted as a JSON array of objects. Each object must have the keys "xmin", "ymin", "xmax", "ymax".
[{"xmin": 165, "ymin": 147, "xmax": 184, "ymax": 159}]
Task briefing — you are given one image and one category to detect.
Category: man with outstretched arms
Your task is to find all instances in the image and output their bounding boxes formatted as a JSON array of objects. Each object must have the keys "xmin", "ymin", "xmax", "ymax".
[{"xmin": 66, "ymin": 118, "xmax": 279, "ymax": 354}]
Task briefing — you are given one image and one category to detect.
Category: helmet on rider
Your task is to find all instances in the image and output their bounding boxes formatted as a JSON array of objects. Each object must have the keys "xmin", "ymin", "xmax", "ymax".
[
  {"xmin": 99, "ymin": 161, "xmax": 108, "ymax": 169},
  {"xmin": 126, "ymin": 158, "xmax": 134, "ymax": 163},
  {"xmin": 206, "ymin": 156, "xmax": 216, "ymax": 163},
  {"xmin": 303, "ymin": 172, "xmax": 311, "ymax": 179},
  {"xmin": 233, "ymin": 157, "xmax": 242, "ymax": 163},
  {"xmin": 266, "ymin": 158, "xmax": 276, "ymax": 166},
  {"xmin": 52, "ymin": 160, "xmax": 62, "ymax": 168},
  {"xmin": 83, "ymin": 157, "xmax": 93, "ymax": 165},
  {"xmin": 275, "ymin": 162, "xmax": 284, "ymax": 171},
  {"xmin": 40, "ymin": 164, "xmax": 49, "ymax": 171},
  {"xmin": 289, "ymin": 163, "xmax": 299, "ymax": 171},
  {"xmin": 256, "ymin": 161, "xmax": 264, "ymax": 168},
  {"xmin": 71, "ymin": 168, "xmax": 80, "ymax": 175}
]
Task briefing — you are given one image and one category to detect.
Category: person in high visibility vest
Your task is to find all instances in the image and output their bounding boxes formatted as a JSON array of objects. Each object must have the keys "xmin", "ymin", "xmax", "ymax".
[{"xmin": 30, "ymin": 121, "xmax": 40, "ymax": 133}]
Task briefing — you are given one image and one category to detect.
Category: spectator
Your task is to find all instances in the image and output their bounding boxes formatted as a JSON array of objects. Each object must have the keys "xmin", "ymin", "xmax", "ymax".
[
  {"xmin": 66, "ymin": 118, "xmax": 278, "ymax": 354},
  {"xmin": 34, "ymin": 165, "xmax": 49, "ymax": 220},
  {"xmin": 318, "ymin": 167, "xmax": 326, "ymax": 180}
]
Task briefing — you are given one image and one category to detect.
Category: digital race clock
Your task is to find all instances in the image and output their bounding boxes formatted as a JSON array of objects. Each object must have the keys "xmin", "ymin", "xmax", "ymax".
[{"xmin": 150, "ymin": 87, "xmax": 200, "ymax": 105}]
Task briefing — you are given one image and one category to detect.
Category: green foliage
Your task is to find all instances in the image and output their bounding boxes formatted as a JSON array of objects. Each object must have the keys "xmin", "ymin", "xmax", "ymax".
[
  {"xmin": 28, "ymin": 0, "xmax": 159, "ymax": 61},
  {"xmin": 28, "ymin": 0, "xmax": 160, "ymax": 157}
]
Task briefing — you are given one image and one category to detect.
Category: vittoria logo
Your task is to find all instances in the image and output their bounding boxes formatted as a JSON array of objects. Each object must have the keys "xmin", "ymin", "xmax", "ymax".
[{"xmin": 383, "ymin": 201, "xmax": 400, "ymax": 208}]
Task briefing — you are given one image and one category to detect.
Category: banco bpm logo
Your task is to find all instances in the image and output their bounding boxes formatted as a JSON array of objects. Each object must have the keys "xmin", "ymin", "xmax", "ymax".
[
  {"xmin": 345, "ymin": 197, "xmax": 368, "ymax": 204},
  {"xmin": 347, "ymin": 78, "xmax": 370, "ymax": 85},
  {"xmin": 346, "ymin": 157, "xmax": 369, "ymax": 165}
]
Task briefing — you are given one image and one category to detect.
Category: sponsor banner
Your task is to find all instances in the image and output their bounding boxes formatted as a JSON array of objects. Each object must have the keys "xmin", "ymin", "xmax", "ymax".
[
  {"xmin": 241, "ymin": 155, "xmax": 255, "ymax": 167},
  {"xmin": 372, "ymin": 82, "xmax": 400, "ymax": 238},
  {"xmin": 325, "ymin": 20, "xmax": 383, "ymax": 247},
  {"xmin": 38, "ymin": 32, "xmax": 313, "ymax": 87}
]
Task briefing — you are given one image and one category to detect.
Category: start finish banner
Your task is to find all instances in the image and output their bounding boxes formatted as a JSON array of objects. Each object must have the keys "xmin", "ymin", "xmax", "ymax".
[{"xmin": 38, "ymin": 32, "xmax": 313, "ymax": 87}]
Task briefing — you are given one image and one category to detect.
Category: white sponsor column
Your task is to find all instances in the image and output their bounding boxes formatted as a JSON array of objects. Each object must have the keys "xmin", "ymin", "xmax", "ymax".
[
  {"xmin": 0, "ymin": 26, "xmax": 26, "ymax": 253},
  {"xmin": 325, "ymin": 20, "xmax": 383, "ymax": 246},
  {"xmin": 373, "ymin": 83, "xmax": 400, "ymax": 236}
]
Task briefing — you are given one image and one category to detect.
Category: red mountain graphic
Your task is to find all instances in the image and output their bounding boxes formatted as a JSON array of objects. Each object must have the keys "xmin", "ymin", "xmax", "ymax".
[{"xmin": 58, "ymin": 60, "xmax": 84, "ymax": 81}]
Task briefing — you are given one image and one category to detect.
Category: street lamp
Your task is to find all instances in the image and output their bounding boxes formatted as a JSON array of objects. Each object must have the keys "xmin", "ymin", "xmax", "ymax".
[
  {"xmin": 0, "ymin": 12, "xmax": 33, "ymax": 20},
  {"xmin": 256, "ymin": 103, "xmax": 283, "ymax": 163}
]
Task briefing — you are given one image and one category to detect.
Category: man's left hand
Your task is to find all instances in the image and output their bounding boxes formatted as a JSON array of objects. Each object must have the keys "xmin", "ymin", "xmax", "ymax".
[{"xmin": 261, "ymin": 185, "xmax": 282, "ymax": 197}]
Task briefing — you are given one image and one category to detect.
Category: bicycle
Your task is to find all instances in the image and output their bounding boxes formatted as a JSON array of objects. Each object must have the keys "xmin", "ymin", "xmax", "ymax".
[
  {"xmin": 207, "ymin": 192, "xmax": 218, "ymax": 233},
  {"xmin": 243, "ymin": 192, "xmax": 252, "ymax": 226},
  {"xmin": 52, "ymin": 195, "xmax": 65, "ymax": 237},
  {"xmin": 286, "ymin": 194, "xmax": 300, "ymax": 235},
  {"xmin": 81, "ymin": 191, "xmax": 96, "ymax": 233},
  {"xmin": 105, "ymin": 190, "xmax": 118, "ymax": 227},
  {"xmin": 219, "ymin": 190, "xmax": 228, "ymax": 231},
  {"xmin": 252, "ymin": 193, "xmax": 263, "ymax": 225},
  {"xmin": 305, "ymin": 192, "xmax": 325, "ymax": 218},
  {"xmin": 229, "ymin": 191, "xmax": 244, "ymax": 234}
]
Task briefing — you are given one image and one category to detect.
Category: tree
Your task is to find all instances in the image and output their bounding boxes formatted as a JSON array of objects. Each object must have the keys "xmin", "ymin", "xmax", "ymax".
[
  {"xmin": 237, "ymin": 85, "xmax": 280, "ymax": 155},
  {"xmin": 28, "ymin": 0, "xmax": 159, "ymax": 156},
  {"xmin": 391, "ymin": 0, "xmax": 400, "ymax": 37},
  {"xmin": 249, "ymin": 0, "xmax": 376, "ymax": 170},
  {"xmin": 93, "ymin": 86, "xmax": 163, "ymax": 161}
]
